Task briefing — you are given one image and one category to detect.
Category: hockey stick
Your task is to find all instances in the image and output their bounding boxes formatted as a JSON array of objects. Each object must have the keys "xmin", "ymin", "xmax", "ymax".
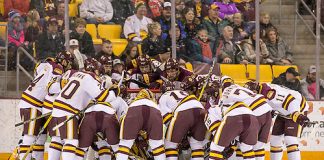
[
  {"xmin": 15, "ymin": 112, "xmax": 51, "ymax": 127},
  {"xmin": 198, "ymin": 58, "xmax": 217, "ymax": 101},
  {"xmin": 22, "ymin": 116, "xmax": 52, "ymax": 160},
  {"xmin": 52, "ymin": 102, "xmax": 95, "ymax": 131}
]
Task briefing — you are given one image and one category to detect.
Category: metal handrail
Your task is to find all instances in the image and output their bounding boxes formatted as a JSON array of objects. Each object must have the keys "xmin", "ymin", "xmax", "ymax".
[
  {"xmin": 0, "ymin": 23, "xmax": 8, "ymax": 96},
  {"xmin": 294, "ymin": 0, "xmax": 324, "ymax": 48},
  {"xmin": 16, "ymin": 47, "xmax": 37, "ymax": 94}
]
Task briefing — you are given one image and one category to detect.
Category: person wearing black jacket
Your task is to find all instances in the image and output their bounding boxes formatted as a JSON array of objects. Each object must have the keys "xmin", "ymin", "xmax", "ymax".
[
  {"xmin": 36, "ymin": 17, "xmax": 65, "ymax": 60},
  {"xmin": 70, "ymin": 18, "xmax": 95, "ymax": 57},
  {"xmin": 272, "ymin": 67, "xmax": 302, "ymax": 92}
]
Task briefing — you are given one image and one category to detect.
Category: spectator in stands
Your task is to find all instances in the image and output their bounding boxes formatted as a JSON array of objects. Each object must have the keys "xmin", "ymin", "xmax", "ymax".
[
  {"xmin": 25, "ymin": 10, "xmax": 43, "ymax": 44},
  {"xmin": 242, "ymin": 30, "xmax": 272, "ymax": 64},
  {"xmin": 122, "ymin": 42, "xmax": 139, "ymax": 70},
  {"xmin": 80, "ymin": 0, "xmax": 114, "ymax": 24},
  {"xmin": 230, "ymin": 12, "xmax": 253, "ymax": 42},
  {"xmin": 155, "ymin": 2, "xmax": 186, "ymax": 40},
  {"xmin": 265, "ymin": 28, "xmax": 293, "ymax": 65},
  {"xmin": 176, "ymin": 0, "xmax": 186, "ymax": 19},
  {"xmin": 52, "ymin": 1, "xmax": 65, "ymax": 32},
  {"xmin": 301, "ymin": 65, "xmax": 324, "ymax": 100},
  {"xmin": 218, "ymin": 26, "xmax": 248, "ymax": 64},
  {"xmin": 110, "ymin": 0, "xmax": 134, "ymax": 25},
  {"xmin": 4, "ymin": 0, "xmax": 30, "ymax": 18},
  {"xmin": 29, "ymin": 0, "xmax": 46, "ymax": 18},
  {"xmin": 260, "ymin": 12, "xmax": 276, "ymax": 39},
  {"xmin": 201, "ymin": 3, "xmax": 229, "ymax": 52},
  {"xmin": 36, "ymin": 17, "xmax": 65, "ymax": 60},
  {"xmin": 44, "ymin": 0, "xmax": 59, "ymax": 17},
  {"xmin": 272, "ymin": 67, "xmax": 301, "ymax": 92},
  {"xmin": 123, "ymin": 2, "xmax": 152, "ymax": 42},
  {"xmin": 182, "ymin": 7, "xmax": 200, "ymax": 40},
  {"xmin": 235, "ymin": 0, "xmax": 257, "ymax": 22},
  {"xmin": 7, "ymin": 10, "xmax": 25, "ymax": 70},
  {"xmin": 185, "ymin": 0, "xmax": 210, "ymax": 20},
  {"xmin": 142, "ymin": 22, "xmax": 169, "ymax": 61},
  {"xmin": 95, "ymin": 39, "xmax": 118, "ymax": 60},
  {"xmin": 165, "ymin": 24, "xmax": 187, "ymax": 62},
  {"xmin": 70, "ymin": 18, "xmax": 95, "ymax": 57},
  {"xmin": 187, "ymin": 28, "xmax": 214, "ymax": 64},
  {"xmin": 214, "ymin": 0, "xmax": 240, "ymax": 21}
]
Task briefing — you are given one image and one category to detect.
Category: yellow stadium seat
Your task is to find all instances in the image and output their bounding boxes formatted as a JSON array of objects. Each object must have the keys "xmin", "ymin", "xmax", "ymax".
[
  {"xmin": 69, "ymin": 3, "xmax": 78, "ymax": 17},
  {"xmin": 86, "ymin": 24, "xmax": 102, "ymax": 45},
  {"xmin": 246, "ymin": 65, "xmax": 273, "ymax": 83},
  {"xmin": 110, "ymin": 39, "xmax": 128, "ymax": 57},
  {"xmin": 220, "ymin": 64, "xmax": 248, "ymax": 85},
  {"xmin": 272, "ymin": 65, "xmax": 299, "ymax": 78},
  {"xmin": 98, "ymin": 24, "xmax": 122, "ymax": 40},
  {"xmin": 0, "ymin": 23, "xmax": 7, "ymax": 40},
  {"xmin": 0, "ymin": 0, "xmax": 4, "ymax": 16}
]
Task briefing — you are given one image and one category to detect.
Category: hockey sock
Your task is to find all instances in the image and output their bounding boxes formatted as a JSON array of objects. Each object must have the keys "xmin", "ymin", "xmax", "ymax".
[
  {"xmin": 209, "ymin": 142, "xmax": 225, "ymax": 160},
  {"xmin": 285, "ymin": 136, "xmax": 301, "ymax": 160},
  {"xmin": 19, "ymin": 135, "xmax": 36, "ymax": 160},
  {"xmin": 48, "ymin": 136, "xmax": 63, "ymax": 160},
  {"xmin": 189, "ymin": 137, "xmax": 204, "ymax": 160},
  {"xmin": 164, "ymin": 140, "xmax": 178, "ymax": 160},
  {"xmin": 61, "ymin": 139, "xmax": 78, "ymax": 160},
  {"xmin": 270, "ymin": 135, "xmax": 283, "ymax": 160},
  {"xmin": 96, "ymin": 140, "xmax": 112, "ymax": 160},
  {"xmin": 32, "ymin": 134, "xmax": 46, "ymax": 160},
  {"xmin": 240, "ymin": 143, "xmax": 255, "ymax": 160},
  {"xmin": 254, "ymin": 141, "xmax": 266, "ymax": 160},
  {"xmin": 115, "ymin": 139, "xmax": 134, "ymax": 160},
  {"xmin": 149, "ymin": 139, "xmax": 166, "ymax": 160}
]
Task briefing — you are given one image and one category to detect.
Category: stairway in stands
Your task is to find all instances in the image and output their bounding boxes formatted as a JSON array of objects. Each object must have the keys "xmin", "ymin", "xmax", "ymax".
[{"xmin": 261, "ymin": 0, "xmax": 324, "ymax": 79}]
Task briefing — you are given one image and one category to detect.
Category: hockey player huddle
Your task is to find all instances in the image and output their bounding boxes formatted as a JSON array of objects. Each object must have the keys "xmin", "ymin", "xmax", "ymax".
[{"xmin": 14, "ymin": 51, "xmax": 310, "ymax": 160}]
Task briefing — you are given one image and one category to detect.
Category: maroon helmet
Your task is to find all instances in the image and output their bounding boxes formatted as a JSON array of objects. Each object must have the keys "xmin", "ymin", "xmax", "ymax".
[
  {"xmin": 180, "ymin": 74, "xmax": 197, "ymax": 91},
  {"xmin": 98, "ymin": 55, "xmax": 113, "ymax": 66},
  {"xmin": 137, "ymin": 55, "xmax": 151, "ymax": 67},
  {"xmin": 161, "ymin": 81, "xmax": 175, "ymax": 93},
  {"xmin": 56, "ymin": 51, "xmax": 73, "ymax": 63},
  {"xmin": 84, "ymin": 58, "xmax": 101, "ymax": 73},
  {"xmin": 244, "ymin": 80, "xmax": 260, "ymax": 92},
  {"xmin": 165, "ymin": 58, "xmax": 179, "ymax": 71}
]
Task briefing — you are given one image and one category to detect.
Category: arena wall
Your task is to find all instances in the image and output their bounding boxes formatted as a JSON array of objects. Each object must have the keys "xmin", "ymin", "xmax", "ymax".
[{"xmin": 1, "ymin": 99, "xmax": 324, "ymax": 159}]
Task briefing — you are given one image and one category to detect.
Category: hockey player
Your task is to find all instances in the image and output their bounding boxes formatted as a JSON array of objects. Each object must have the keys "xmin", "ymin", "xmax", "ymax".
[
  {"xmin": 159, "ymin": 81, "xmax": 206, "ymax": 160},
  {"xmin": 116, "ymin": 89, "xmax": 166, "ymax": 160},
  {"xmin": 78, "ymin": 75, "xmax": 122, "ymax": 160},
  {"xmin": 129, "ymin": 55, "xmax": 162, "ymax": 89},
  {"xmin": 51, "ymin": 59, "xmax": 117, "ymax": 160},
  {"xmin": 219, "ymin": 76, "xmax": 273, "ymax": 160},
  {"xmin": 161, "ymin": 58, "xmax": 192, "ymax": 89},
  {"xmin": 98, "ymin": 55, "xmax": 113, "ymax": 76},
  {"xmin": 46, "ymin": 69, "xmax": 78, "ymax": 160},
  {"xmin": 18, "ymin": 51, "xmax": 73, "ymax": 160},
  {"xmin": 244, "ymin": 81, "xmax": 310, "ymax": 160}
]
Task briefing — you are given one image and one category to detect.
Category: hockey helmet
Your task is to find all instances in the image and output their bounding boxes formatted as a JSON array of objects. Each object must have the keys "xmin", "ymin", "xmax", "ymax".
[
  {"xmin": 136, "ymin": 89, "xmax": 155, "ymax": 101},
  {"xmin": 161, "ymin": 81, "xmax": 175, "ymax": 93}
]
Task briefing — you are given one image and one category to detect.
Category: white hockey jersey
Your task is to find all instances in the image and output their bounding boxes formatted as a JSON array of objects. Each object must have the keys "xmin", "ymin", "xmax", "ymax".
[
  {"xmin": 19, "ymin": 61, "xmax": 63, "ymax": 111},
  {"xmin": 158, "ymin": 90, "xmax": 204, "ymax": 124},
  {"xmin": 52, "ymin": 71, "xmax": 116, "ymax": 117},
  {"xmin": 43, "ymin": 70, "xmax": 77, "ymax": 114},
  {"xmin": 260, "ymin": 83, "xmax": 309, "ymax": 116},
  {"xmin": 123, "ymin": 14, "xmax": 152, "ymax": 41},
  {"xmin": 221, "ymin": 84, "xmax": 272, "ymax": 116}
]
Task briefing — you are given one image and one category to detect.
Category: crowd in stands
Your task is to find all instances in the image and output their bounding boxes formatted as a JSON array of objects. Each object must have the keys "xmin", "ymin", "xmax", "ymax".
[{"xmin": 0, "ymin": 0, "xmax": 323, "ymax": 99}]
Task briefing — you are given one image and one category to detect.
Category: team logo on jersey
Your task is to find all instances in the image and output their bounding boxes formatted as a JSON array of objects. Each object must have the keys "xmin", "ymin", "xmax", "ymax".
[
  {"xmin": 54, "ymin": 68, "xmax": 63, "ymax": 75},
  {"xmin": 267, "ymin": 90, "xmax": 276, "ymax": 100}
]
